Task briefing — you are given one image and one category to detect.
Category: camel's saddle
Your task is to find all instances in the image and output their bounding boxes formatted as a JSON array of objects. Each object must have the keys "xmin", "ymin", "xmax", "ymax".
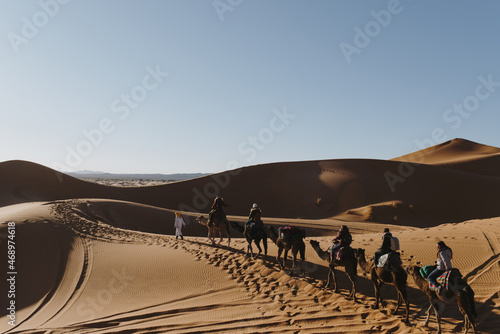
[
  {"xmin": 428, "ymin": 268, "xmax": 463, "ymax": 293},
  {"xmin": 210, "ymin": 209, "xmax": 226, "ymax": 226},
  {"xmin": 328, "ymin": 243, "xmax": 352, "ymax": 261},
  {"xmin": 245, "ymin": 219, "xmax": 265, "ymax": 233},
  {"xmin": 377, "ymin": 251, "xmax": 402, "ymax": 269}
]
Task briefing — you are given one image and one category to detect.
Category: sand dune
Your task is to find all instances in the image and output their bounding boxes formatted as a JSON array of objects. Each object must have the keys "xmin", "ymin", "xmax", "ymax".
[
  {"xmin": 1, "ymin": 138, "xmax": 500, "ymax": 333},
  {"xmin": 393, "ymin": 138, "xmax": 500, "ymax": 177},
  {"xmin": 3, "ymin": 139, "xmax": 500, "ymax": 225}
]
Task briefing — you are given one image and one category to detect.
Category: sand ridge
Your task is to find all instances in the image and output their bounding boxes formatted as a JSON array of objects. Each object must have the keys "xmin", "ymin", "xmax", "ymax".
[{"xmin": 392, "ymin": 138, "xmax": 500, "ymax": 178}]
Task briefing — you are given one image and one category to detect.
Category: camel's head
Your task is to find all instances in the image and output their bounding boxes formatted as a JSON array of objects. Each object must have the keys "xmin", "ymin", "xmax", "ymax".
[
  {"xmin": 309, "ymin": 239, "xmax": 319, "ymax": 247},
  {"xmin": 353, "ymin": 248, "xmax": 365, "ymax": 260},
  {"xmin": 265, "ymin": 226, "xmax": 279, "ymax": 242},
  {"xmin": 406, "ymin": 265, "xmax": 421, "ymax": 277},
  {"xmin": 195, "ymin": 215, "xmax": 205, "ymax": 224}
]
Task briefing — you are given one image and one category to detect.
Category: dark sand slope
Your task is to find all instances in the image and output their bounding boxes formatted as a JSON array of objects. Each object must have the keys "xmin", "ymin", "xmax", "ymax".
[{"xmin": 2, "ymin": 138, "xmax": 500, "ymax": 225}]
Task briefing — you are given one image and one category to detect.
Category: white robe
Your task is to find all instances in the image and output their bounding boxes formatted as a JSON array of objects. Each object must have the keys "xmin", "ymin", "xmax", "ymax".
[{"xmin": 174, "ymin": 216, "xmax": 186, "ymax": 237}]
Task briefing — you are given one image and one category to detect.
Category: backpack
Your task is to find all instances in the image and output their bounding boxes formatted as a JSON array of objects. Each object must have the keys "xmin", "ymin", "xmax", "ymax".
[{"xmin": 390, "ymin": 236, "xmax": 400, "ymax": 251}]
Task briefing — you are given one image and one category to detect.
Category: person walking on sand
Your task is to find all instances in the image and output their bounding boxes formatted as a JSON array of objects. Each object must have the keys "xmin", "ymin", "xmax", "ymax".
[{"xmin": 174, "ymin": 212, "xmax": 186, "ymax": 240}]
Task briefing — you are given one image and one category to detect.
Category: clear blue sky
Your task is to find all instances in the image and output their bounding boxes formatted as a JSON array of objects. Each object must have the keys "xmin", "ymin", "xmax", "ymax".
[{"xmin": 1, "ymin": 0, "xmax": 499, "ymax": 173}]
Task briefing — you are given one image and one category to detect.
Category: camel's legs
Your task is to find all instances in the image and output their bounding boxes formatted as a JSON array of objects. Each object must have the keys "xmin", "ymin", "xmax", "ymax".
[
  {"xmin": 458, "ymin": 290, "xmax": 477, "ymax": 334},
  {"xmin": 435, "ymin": 303, "xmax": 442, "ymax": 334},
  {"xmin": 392, "ymin": 291, "xmax": 402, "ymax": 315},
  {"xmin": 375, "ymin": 286, "xmax": 382, "ymax": 309},
  {"xmin": 288, "ymin": 249, "xmax": 297, "ymax": 275},
  {"xmin": 247, "ymin": 238, "xmax": 254, "ymax": 257},
  {"xmin": 213, "ymin": 230, "xmax": 219, "ymax": 245},
  {"xmin": 351, "ymin": 279, "xmax": 357, "ymax": 301},
  {"xmin": 329, "ymin": 264, "xmax": 339, "ymax": 292},
  {"xmin": 218, "ymin": 228, "xmax": 224, "ymax": 246},
  {"xmin": 402, "ymin": 289, "xmax": 410, "ymax": 323},
  {"xmin": 423, "ymin": 304, "xmax": 433, "ymax": 327},
  {"xmin": 277, "ymin": 247, "xmax": 284, "ymax": 269},
  {"xmin": 263, "ymin": 237, "xmax": 268, "ymax": 257},
  {"xmin": 346, "ymin": 266, "xmax": 357, "ymax": 301},
  {"xmin": 283, "ymin": 249, "xmax": 289, "ymax": 271},
  {"xmin": 430, "ymin": 301, "xmax": 442, "ymax": 334},
  {"xmin": 325, "ymin": 268, "xmax": 332, "ymax": 288},
  {"xmin": 254, "ymin": 239, "xmax": 262, "ymax": 258},
  {"xmin": 208, "ymin": 228, "xmax": 215, "ymax": 245},
  {"xmin": 391, "ymin": 271, "xmax": 410, "ymax": 323},
  {"xmin": 373, "ymin": 280, "xmax": 382, "ymax": 309},
  {"xmin": 462, "ymin": 311, "xmax": 477, "ymax": 334}
]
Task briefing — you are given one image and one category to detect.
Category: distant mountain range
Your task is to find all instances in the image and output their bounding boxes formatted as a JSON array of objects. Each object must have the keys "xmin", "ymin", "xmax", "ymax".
[{"xmin": 67, "ymin": 171, "xmax": 209, "ymax": 181}]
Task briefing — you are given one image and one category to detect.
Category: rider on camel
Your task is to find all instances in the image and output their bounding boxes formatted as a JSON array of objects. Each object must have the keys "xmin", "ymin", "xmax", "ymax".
[
  {"xmin": 427, "ymin": 241, "xmax": 453, "ymax": 295},
  {"xmin": 208, "ymin": 196, "xmax": 228, "ymax": 227},
  {"xmin": 330, "ymin": 225, "xmax": 352, "ymax": 255},
  {"xmin": 244, "ymin": 203, "xmax": 264, "ymax": 234},
  {"xmin": 374, "ymin": 228, "xmax": 395, "ymax": 266}
]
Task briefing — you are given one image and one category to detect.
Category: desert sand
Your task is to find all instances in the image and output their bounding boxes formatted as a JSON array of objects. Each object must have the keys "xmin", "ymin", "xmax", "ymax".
[{"xmin": 1, "ymin": 138, "xmax": 499, "ymax": 333}]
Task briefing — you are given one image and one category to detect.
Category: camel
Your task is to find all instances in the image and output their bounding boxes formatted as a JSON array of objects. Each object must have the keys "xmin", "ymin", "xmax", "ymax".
[
  {"xmin": 309, "ymin": 240, "xmax": 358, "ymax": 301},
  {"xmin": 231, "ymin": 220, "xmax": 268, "ymax": 259},
  {"xmin": 354, "ymin": 248, "xmax": 409, "ymax": 323},
  {"xmin": 196, "ymin": 214, "xmax": 231, "ymax": 247},
  {"xmin": 406, "ymin": 265, "xmax": 477, "ymax": 334},
  {"xmin": 267, "ymin": 225, "xmax": 305, "ymax": 275}
]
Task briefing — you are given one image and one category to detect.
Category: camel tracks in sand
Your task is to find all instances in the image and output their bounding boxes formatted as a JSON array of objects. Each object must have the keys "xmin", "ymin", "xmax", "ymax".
[
  {"xmin": 156, "ymin": 237, "xmax": 422, "ymax": 333},
  {"xmin": 321, "ymin": 168, "xmax": 354, "ymax": 177},
  {"xmin": 49, "ymin": 199, "xmax": 171, "ymax": 245}
]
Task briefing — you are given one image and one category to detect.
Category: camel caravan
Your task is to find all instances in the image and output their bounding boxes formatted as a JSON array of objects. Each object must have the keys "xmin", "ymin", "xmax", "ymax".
[{"xmin": 193, "ymin": 197, "xmax": 478, "ymax": 334}]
